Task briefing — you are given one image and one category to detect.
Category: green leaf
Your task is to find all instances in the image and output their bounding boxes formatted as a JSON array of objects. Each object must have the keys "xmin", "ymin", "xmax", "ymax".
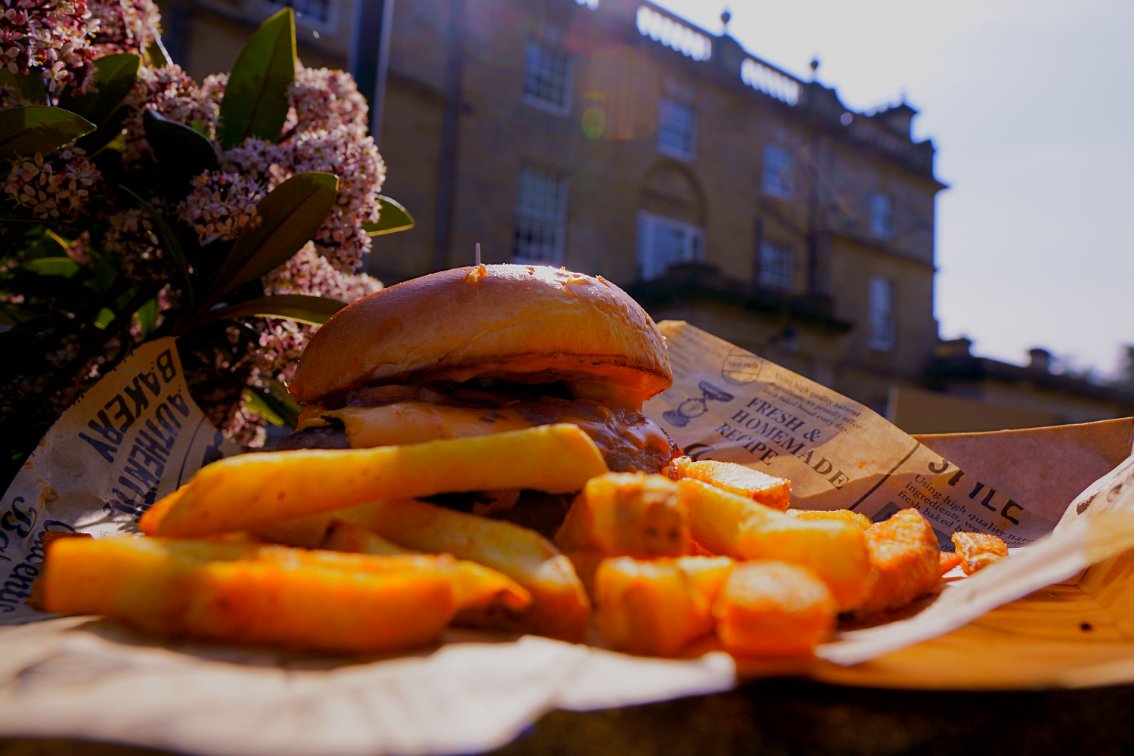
[
  {"xmin": 245, "ymin": 378, "xmax": 301, "ymax": 428},
  {"xmin": 0, "ymin": 106, "xmax": 96, "ymax": 160},
  {"xmin": 0, "ymin": 70, "xmax": 47, "ymax": 104},
  {"xmin": 120, "ymin": 186, "xmax": 196, "ymax": 311},
  {"xmin": 243, "ymin": 386, "xmax": 287, "ymax": 427},
  {"xmin": 199, "ymin": 294, "xmax": 346, "ymax": 327},
  {"xmin": 213, "ymin": 172, "xmax": 338, "ymax": 295},
  {"xmin": 363, "ymin": 196, "xmax": 416, "ymax": 236},
  {"xmin": 23, "ymin": 256, "xmax": 82, "ymax": 277},
  {"xmin": 145, "ymin": 38, "xmax": 173, "ymax": 69},
  {"xmin": 143, "ymin": 109, "xmax": 219, "ymax": 184},
  {"xmin": 217, "ymin": 8, "xmax": 297, "ymax": 149},
  {"xmin": 59, "ymin": 54, "xmax": 141, "ymax": 126},
  {"xmin": 94, "ymin": 307, "xmax": 115, "ymax": 329},
  {"xmin": 135, "ymin": 297, "xmax": 159, "ymax": 337}
]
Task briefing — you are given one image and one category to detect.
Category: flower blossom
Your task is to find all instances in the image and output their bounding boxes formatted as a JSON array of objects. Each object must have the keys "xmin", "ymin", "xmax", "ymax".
[
  {"xmin": 2, "ymin": 147, "xmax": 101, "ymax": 222},
  {"xmin": 0, "ymin": 0, "xmax": 99, "ymax": 95},
  {"xmin": 177, "ymin": 171, "xmax": 263, "ymax": 245},
  {"xmin": 88, "ymin": 0, "xmax": 162, "ymax": 56},
  {"xmin": 121, "ymin": 63, "xmax": 217, "ymax": 165}
]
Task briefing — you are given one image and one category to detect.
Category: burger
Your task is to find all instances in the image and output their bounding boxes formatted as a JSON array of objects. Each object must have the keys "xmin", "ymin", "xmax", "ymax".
[{"xmin": 280, "ymin": 264, "xmax": 680, "ymax": 532}]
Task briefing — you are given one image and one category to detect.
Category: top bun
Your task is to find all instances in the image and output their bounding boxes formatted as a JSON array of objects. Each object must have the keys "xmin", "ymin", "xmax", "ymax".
[{"xmin": 288, "ymin": 264, "xmax": 672, "ymax": 406}]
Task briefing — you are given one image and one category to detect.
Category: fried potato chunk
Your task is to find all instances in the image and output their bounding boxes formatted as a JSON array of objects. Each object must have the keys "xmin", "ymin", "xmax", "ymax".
[
  {"xmin": 679, "ymin": 479, "xmax": 871, "ymax": 612},
  {"xmin": 786, "ymin": 509, "xmax": 872, "ymax": 530},
  {"xmin": 951, "ymin": 531, "xmax": 1009, "ymax": 575},
  {"xmin": 318, "ymin": 519, "xmax": 531, "ymax": 614},
  {"xmin": 39, "ymin": 537, "xmax": 458, "ymax": 654},
  {"xmin": 855, "ymin": 508, "xmax": 941, "ymax": 619},
  {"xmin": 673, "ymin": 459, "xmax": 791, "ymax": 511},
  {"xmin": 151, "ymin": 424, "xmax": 608, "ymax": 538},
  {"xmin": 713, "ymin": 561, "xmax": 836, "ymax": 657},
  {"xmin": 594, "ymin": 556, "xmax": 734, "ymax": 656},
  {"xmin": 555, "ymin": 473, "xmax": 691, "ymax": 558},
  {"xmin": 337, "ymin": 498, "xmax": 589, "ymax": 642},
  {"xmin": 938, "ymin": 550, "xmax": 963, "ymax": 575}
]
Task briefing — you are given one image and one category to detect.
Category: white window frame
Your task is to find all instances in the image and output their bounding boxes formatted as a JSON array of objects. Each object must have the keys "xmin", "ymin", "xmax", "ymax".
[
  {"xmin": 513, "ymin": 166, "xmax": 569, "ymax": 265},
  {"xmin": 868, "ymin": 276, "xmax": 896, "ymax": 351},
  {"xmin": 523, "ymin": 41, "xmax": 573, "ymax": 115},
  {"xmin": 657, "ymin": 98, "xmax": 695, "ymax": 160},
  {"xmin": 761, "ymin": 143, "xmax": 793, "ymax": 199},
  {"xmin": 636, "ymin": 212, "xmax": 704, "ymax": 280},
  {"xmin": 758, "ymin": 241, "xmax": 794, "ymax": 292},
  {"xmin": 870, "ymin": 192, "xmax": 895, "ymax": 239}
]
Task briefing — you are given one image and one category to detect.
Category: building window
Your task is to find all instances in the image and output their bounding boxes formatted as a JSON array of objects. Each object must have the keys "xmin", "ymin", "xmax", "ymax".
[
  {"xmin": 266, "ymin": 0, "xmax": 333, "ymax": 28},
  {"xmin": 870, "ymin": 192, "xmax": 894, "ymax": 239},
  {"xmin": 523, "ymin": 41, "xmax": 573, "ymax": 114},
  {"xmin": 657, "ymin": 99, "xmax": 695, "ymax": 160},
  {"xmin": 762, "ymin": 144, "xmax": 793, "ymax": 198},
  {"xmin": 869, "ymin": 276, "xmax": 896, "ymax": 351},
  {"xmin": 757, "ymin": 241, "xmax": 793, "ymax": 292},
  {"xmin": 637, "ymin": 212, "xmax": 704, "ymax": 280},
  {"xmin": 513, "ymin": 166, "xmax": 568, "ymax": 265}
]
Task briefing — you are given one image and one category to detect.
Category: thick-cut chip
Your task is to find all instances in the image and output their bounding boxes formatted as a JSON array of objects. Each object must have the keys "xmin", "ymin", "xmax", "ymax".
[
  {"xmin": 39, "ymin": 537, "xmax": 457, "ymax": 654},
  {"xmin": 337, "ymin": 498, "xmax": 590, "ymax": 642},
  {"xmin": 138, "ymin": 486, "xmax": 183, "ymax": 535},
  {"xmin": 555, "ymin": 473, "xmax": 692, "ymax": 558},
  {"xmin": 152, "ymin": 424, "xmax": 608, "ymax": 538},
  {"xmin": 713, "ymin": 560, "xmax": 836, "ymax": 657},
  {"xmin": 319, "ymin": 519, "xmax": 531, "ymax": 614},
  {"xmin": 938, "ymin": 550, "xmax": 963, "ymax": 575},
  {"xmin": 594, "ymin": 556, "xmax": 734, "ymax": 656},
  {"xmin": 951, "ymin": 531, "xmax": 1009, "ymax": 575},
  {"xmin": 322, "ymin": 518, "xmax": 409, "ymax": 555},
  {"xmin": 855, "ymin": 508, "xmax": 941, "ymax": 619},
  {"xmin": 674, "ymin": 460, "xmax": 791, "ymax": 511},
  {"xmin": 679, "ymin": 479, "xmax": 871, "ymax": 612},
  {"xmin": 786, "ymin": 509, "xmax": 871, "ymax": 530}
]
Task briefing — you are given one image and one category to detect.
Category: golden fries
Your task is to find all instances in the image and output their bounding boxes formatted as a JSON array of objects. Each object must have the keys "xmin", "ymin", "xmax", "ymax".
[
  {"xmin": 337, "ymin": 498, "xmax": 590, "ymax": 642},
  {"xmin": 594, "ymin": 556, "xmax": 733, "ymax": 656},
  {"xmin": 673, "ymin": 459, "xmax": 791, "ymax": 511},
  {"xmin": 152, "ymin": 424, "xmax": 608, "ymax": 538},
  {"xmin": 855, "ymin": 508, "xmax": 941, "ymax": 619},
  {"xmin": 40, "ymin": 537, "xmax": 458, "ymax": 654},
  {"xmin": 713, "ymin": 561, "xmax": 837, "ymax": 657},
  {"xmin": 679, "ymin": 479, "xmax": 872, "ymax": 612},
  {"xmin": 555, "ymin": 473, "xmax": 691, "ymax": 558},
  {"xmin": 951, "ymin": 531, "xmax": 1009, "ymax": 575},
  {"xmin": 786, "ymin": 509, "xmax": 871, "ymax": 530}
]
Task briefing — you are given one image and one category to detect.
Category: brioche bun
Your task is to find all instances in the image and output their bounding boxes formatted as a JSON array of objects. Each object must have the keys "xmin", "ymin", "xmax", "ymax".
[{"xmin": 289, "ymin": 264, "xmax": 672, "ymax": 406}]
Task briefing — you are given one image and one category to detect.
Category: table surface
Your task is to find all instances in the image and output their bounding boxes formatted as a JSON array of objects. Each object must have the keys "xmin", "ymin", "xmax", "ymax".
[{"xmin": 3, "ymin": 679, "xmax": 1133, "ymax": 756}]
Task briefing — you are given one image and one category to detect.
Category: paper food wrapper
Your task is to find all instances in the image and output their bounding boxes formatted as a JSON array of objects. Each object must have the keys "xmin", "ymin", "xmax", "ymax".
[{"xmin": 1, "ymin": 325, "xmax": 1133, "ymax": 754}]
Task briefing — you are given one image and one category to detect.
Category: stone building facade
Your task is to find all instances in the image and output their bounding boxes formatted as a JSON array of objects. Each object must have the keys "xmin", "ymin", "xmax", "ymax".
[{"xmin": 161, "ymin": 0, "xmax": 947, "ymax": 415}]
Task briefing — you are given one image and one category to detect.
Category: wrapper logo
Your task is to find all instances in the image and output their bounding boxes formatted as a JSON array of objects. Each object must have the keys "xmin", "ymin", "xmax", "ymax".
[
  {"xmin": 663, "ymin": 381, "xmax": 735, "ymax": 428},
  {"xmin": 721, "ymin": 349, "xmax": 763, "ymax": 385}
]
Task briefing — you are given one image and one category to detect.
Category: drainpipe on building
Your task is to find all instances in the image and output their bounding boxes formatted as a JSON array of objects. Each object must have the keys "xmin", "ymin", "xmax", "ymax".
[
  {"xmin": 349, "ymin": 0, "xmax": 395, "ymax": 146},
  {"xmin": 433, "ymin": 0, "xmax": 466, "ymax": 272}
]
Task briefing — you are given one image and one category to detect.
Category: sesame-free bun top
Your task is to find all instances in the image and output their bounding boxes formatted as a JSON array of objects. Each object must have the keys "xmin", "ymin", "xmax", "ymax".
[{"xmin": 288, "ymin": 264, "xmax": 672, "ymax": 406}]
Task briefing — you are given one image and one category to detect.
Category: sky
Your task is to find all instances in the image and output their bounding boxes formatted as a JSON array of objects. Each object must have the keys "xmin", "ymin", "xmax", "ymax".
[{"xmin": 654, "ymin": 0, "xmax": 1134, "ymax": 380}]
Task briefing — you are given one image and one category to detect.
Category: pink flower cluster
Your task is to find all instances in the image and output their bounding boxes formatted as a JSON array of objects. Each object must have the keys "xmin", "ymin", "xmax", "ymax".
[
  {"xmin": 121, "ymin": 63, "xmax": 219, "ymax": 165},
  {"xmin": 0, "ymin": 0, "xmax": 98, "ymax": 94},
  {"xmin": 2, "ymin": 147, "xmax": 101, "ymax": 221},
  {"xmin": 178, "ymin": 171, "xmax": 262, "ymax": 244},
  {"xmin": 88, "ymin": 0, "xmax": 162, "ymax": 57}
]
